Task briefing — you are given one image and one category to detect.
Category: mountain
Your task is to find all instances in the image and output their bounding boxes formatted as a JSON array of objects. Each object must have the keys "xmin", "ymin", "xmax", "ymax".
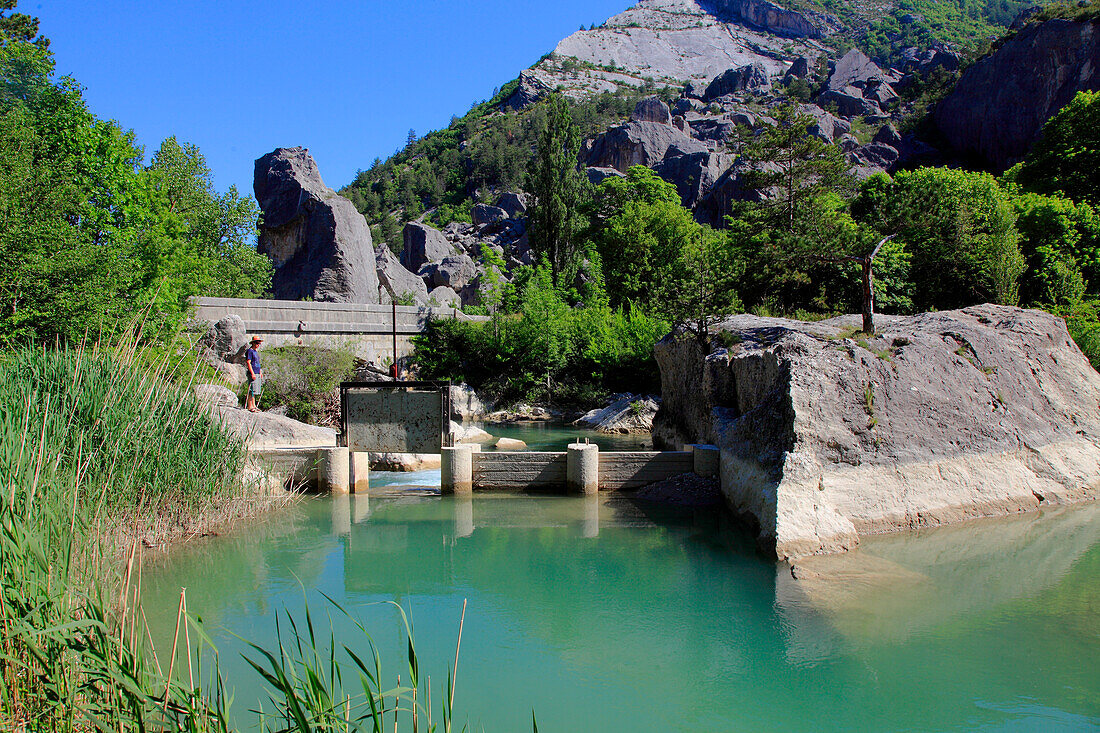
[{"xmin": 323, "ymin": 0, "xmax": 1099, "ymax": 309}]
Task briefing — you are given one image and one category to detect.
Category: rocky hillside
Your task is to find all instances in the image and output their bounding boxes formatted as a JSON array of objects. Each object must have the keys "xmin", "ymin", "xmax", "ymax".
[{"xmin": 341, "ymin": 0, "xmax": 1081, "ymax": 246}]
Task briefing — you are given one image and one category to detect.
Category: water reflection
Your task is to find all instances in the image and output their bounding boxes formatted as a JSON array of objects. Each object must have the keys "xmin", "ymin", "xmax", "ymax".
[{"xmin": 140, "ymin": 494, "xmax": 1099, "ymax": 732}]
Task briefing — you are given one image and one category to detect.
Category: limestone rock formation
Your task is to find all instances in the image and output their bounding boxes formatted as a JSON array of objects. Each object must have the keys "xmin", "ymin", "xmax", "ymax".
[
  {"xmin": 632, "ymin": 95, "xmax": 672, "ymax": 124},
  {"xmin": 196, "ymin": 315, "xmax": 249, "ymax": 385},
  {"xmin": 428, "ymin": 285, "xmax": 461, "ymax": 309},
  {"xmin": 254, "ymin": 147, "xmax": 380, "ymax": 303},
  {"xmin": 495, "ymin": 192, "xmax": 528, "ymax": 218},
  {"xmin": 472, "ymin": 204, "xmax": 508, "ymax": 228},
  {"xmin": 653, "ymin": 305, "xmax": 1100, "ymax": 559},
  {"xmin": 935, "ymin": 18, "xmax": 1100, "ymax": 171},
  {"xmin": 210, "ymin": 403, "xmax": 338, "ymax": 448},
  {"xmin": 401, "ymin": 222, "xmax": 455, "ymax": 272},
  {"xmin": 450, "ymin": 383, "xmax": 489, "ymax": 420},
  {"xmin": 376, "ymin": 245, "xmax": 430, "ymax": 304},
  {"xmin": 711, "ymin": 0, "xmax": 835, "ymax": 38}
]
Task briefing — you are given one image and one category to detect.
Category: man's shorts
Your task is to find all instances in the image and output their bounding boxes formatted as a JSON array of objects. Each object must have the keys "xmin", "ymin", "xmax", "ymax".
[{"xmin": 250, "ymin": 377, "xmax": 263, "ymax": 397}]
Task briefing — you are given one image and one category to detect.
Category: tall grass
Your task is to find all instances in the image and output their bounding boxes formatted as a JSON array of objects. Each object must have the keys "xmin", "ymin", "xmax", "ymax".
[{"xmin": 0, "ymin": 339, "xmax": 500, "ymax": 731}]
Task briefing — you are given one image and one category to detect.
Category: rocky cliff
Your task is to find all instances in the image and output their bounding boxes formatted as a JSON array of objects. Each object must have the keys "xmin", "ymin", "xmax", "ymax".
[
  {"xmin": 936, "ymin": 17, "xmax": 1100, "ymax": 171},
  {"xmin": 517, "ymin": 0, "xmax": 826, "ymax": 103},
  {"xmin": 653, "ymin": 304, "xmax": 1100, "ymax": 558}
]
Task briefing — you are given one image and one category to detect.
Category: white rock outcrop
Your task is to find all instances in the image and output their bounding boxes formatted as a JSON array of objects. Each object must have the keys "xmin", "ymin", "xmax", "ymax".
[{"xmin": 654, "ymin": 304, "xmax": 1100, "ymax": 559}]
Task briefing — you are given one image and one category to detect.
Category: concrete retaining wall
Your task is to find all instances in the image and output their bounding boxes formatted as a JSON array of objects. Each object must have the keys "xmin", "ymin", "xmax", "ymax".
[{"xmin": 190, "ymin": 296, "xmax": 487, "ymax": 360}]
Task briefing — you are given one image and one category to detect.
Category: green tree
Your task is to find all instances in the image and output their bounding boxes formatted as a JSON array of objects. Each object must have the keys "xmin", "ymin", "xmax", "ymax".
[
  {"xmin": 527, "ymin": 94, "xmax": 586, "ymax": 281},
  {"xmin": 1011, "ymin": 191, "xmax": 1100, "ymax": 304},
  {"xmin": 726, "ymin": 104, "xmax": 913, "ymax": 326},
  {"xmin": 1014, "ymin": 90, "xmax": 1100, "ymax": 207},
  {"xmin": 590, "ymin": 166, "xmax": 700, "ymax": 309},
  {"xmin": 857, "ymin": 167, "xmax": 1025, "ymax": 310},
  {"xmin": 657, "ymin": 226, "xmax": 743, "ymax": 343}
]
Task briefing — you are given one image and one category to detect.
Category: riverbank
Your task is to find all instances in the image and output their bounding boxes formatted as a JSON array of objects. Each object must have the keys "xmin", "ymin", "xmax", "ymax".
[{"xmin": 0, "ymin": 339, "xmax": 294, "ymax": 728}]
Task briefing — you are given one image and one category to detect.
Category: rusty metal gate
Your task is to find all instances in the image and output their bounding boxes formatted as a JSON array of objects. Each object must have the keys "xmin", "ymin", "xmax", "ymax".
[{"xmin": 340, "ymin": 381, "xmax": 452, "ymax": 454}]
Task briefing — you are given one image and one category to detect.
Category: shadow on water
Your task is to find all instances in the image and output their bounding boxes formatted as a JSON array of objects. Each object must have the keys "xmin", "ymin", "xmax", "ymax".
[{"xmin": 140, "ymin": 491, "xmax": 1100, "ymax": 732}]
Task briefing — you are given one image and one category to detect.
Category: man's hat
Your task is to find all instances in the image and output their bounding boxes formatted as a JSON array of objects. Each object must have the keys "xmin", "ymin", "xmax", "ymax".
[{"xmin": 250, "ymin": 335, "xmax": 264, "ymax": 344}]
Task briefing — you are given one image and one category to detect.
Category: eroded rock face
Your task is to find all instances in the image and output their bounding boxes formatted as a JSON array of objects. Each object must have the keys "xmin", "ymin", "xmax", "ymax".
[
  {"xmin": 632, "ymin": 95, "xmax": 672, "ymax": 124},
  {"xmin": 935, "ymin": 18, "xmax": 1100, "ymax": 170},
  {"xmin": 254, "ymin": 147, "xmax": 380, "ymax": 303},
  {"xmin": 653, "ymin": 305, "xmax": 1100, "ymax": 559},
  {"xmin": 712, "ymin": 0, "xmax": 834, "ymax": 38}
]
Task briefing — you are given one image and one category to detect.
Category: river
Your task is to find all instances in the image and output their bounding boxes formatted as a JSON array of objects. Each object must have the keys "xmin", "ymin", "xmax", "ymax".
[{"xmin": 141, "ymin": 465, "xmax": 1099, "ymax": 731}]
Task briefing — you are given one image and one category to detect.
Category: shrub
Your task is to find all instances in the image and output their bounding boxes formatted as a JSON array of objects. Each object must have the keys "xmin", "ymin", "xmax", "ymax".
[{"xmin": 259, "ymin": 343, "xmax": 358, "ymax": 425}]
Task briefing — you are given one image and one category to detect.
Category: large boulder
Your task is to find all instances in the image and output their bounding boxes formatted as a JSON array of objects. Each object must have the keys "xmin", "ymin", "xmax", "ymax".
[
  {"xmin": 825, "ymin": 48, "xmax": 885, "ymax": 91},
  {"xmin": 198, "ymin": 315, "xmax": 248, "ymax": 364},
  {"xmin": 254, "ymin": 147, "xmax": 380, "ymax": 303},
  {"xmin": 450, "ymin": 383, "xmax": 488, "ymax": 420},
  {"xmin": 573, "ymin": 393, "xmax": 660, "ymax": 434},
  {"xmin": 653, "ymin": 305, "xmax": 1100, "ymax": 559},
  {"xmin": 818, "ymin": 87, "xmax": 881, "ymax": 118},
  {"xmin": 586, "ymin": 121, "xmax": 709, "ymax": 172},
  {"xmin": 427, "ymin": 285, "xmax": 462, "ymax": 309},
  {"xmin": 704, "ymin": 62, "xmax": 771, "ymax": 100},
  {"xmin": 401, "ymin": 222, "xmax": 455, "ymax": 272},
  {"xmin": 653, "ymin": 151, "xmax": 732, "ymax": 208},
  {"xmin": 376, "ymin": 245, "xmax": 429, "ymax": 304},
  {"xmin": 472, "ymin": 204, "xmax": 509, "ymax": 228},
  {"xmin": 210, "ymin": 404, "xmax": 338, "ymax": 448},
  {"xmin": 935, "ymin": 18, "xmax": 1100, "ymax": 171},
  {"xmin": 631, "ymin": 95, "xmax": 672, "ymax": 124},
  {"xmin": 495, "ymin": 192, "xmax": 528, "ymax": 218},
  {"xmin": 196, "ymin": 315, "xmax": 249, "ymax": 385}
]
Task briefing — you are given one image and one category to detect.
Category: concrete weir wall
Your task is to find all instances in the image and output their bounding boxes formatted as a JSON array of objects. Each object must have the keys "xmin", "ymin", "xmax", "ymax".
[
  {"xmin": 445, "ymin": 445, "xmax": 709, "ymax": 494},
  {"xmin": 190, "ymin": 296, "xmax": 487, "ymax": 360}
]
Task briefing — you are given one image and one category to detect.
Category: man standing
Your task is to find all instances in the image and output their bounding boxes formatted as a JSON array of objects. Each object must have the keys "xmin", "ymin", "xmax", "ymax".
[{"xmin": 245, "ymin": 336, "xmax": 264, "ymax": 412}]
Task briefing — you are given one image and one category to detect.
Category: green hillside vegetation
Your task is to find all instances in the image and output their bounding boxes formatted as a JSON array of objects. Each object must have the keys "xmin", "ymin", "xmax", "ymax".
[{"xmin": 339, "ymin": 78, "xmax": 677, "ymax": 250}]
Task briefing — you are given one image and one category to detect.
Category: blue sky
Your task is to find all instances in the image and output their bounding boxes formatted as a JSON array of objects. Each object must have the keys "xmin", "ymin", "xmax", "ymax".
[{"xmin": 33, "ymin": 0, "xmax": 628, "ymax": 196}]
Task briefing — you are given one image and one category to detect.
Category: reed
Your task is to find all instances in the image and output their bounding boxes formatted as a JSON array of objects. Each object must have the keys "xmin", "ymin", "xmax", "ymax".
[{"xmin": 0, "ymin": 339, "xmax": 514, "ymax": 731}]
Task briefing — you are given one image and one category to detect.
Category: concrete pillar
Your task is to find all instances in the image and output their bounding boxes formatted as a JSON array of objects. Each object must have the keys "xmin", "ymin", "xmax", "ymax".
[
  {"xmin": 320, "ymin": 447, "xmax": 350, "ymax": 494},
  {"xmin": 567, "ymin": 443, "xmax": 599, "ymax": 495},
  {"xmin": 690, "ymin": 444, "xmax": 720, "ymax": 478},
  {"xmin": 441, "ymin": 445, "xmax": 473, "ymax": 495},
  {"xmin": 454, "ymin": 496, "xmax": 474, "ymax": 538},
  {"xmin": 581, "ymin": 494, "xmax": 600, "ymax": 538},
  {"xmin": 351, "ymin": 451, "xmax": 370, "ymax": 494}
]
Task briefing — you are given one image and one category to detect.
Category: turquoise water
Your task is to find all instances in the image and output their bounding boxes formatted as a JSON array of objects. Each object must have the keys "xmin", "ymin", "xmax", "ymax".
[{"xmin": 141, "ymin": 490, "xmax": 1099, "ymax": 732}]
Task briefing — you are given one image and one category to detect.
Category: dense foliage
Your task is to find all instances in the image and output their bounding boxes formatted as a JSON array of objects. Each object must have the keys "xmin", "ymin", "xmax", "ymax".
[{"xmin": 0, "ymin": 6, "xmax": 270, "ymax": 344}]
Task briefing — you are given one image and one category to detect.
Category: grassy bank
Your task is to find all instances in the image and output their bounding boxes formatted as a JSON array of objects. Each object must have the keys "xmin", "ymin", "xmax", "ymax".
[{"xmin": 0, "ymin": 340, "xmax": 483, "ymax": 731}]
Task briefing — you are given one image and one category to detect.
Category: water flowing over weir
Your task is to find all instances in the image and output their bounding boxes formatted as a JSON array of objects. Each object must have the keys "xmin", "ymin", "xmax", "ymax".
[{"xmin": 140, "ymin": 488, "xmax": 1100, "ymax": 732}]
